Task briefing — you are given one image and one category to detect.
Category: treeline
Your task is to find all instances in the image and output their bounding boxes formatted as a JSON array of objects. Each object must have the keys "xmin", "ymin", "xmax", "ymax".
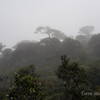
[
  {"xmin": 0, "ymin": 26, "xmax": 100, "ymax": 99},
  {"xmin": 0, "ymin": 56, "xmax": 98, "ymax": 100}
]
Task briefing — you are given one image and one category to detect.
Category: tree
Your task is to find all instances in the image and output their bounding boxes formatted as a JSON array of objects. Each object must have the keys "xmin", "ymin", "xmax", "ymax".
[
  {"xmin": 76, "ymin": 26, "xmax": 94, "ymax": 47},
  {"xmin": 87, "ymin": 61, "xmax": 100, "ymax": 86},
  {"xmin": 61, "ymin": 38, "xmax": 85, "ymax": 60},
  {"xmin": 79, "ymin": 26, "xmax": 94, "ymax": 35},
  {"xmin": 1, "ymin": 48, "xmax": 12, "ymax": 57},
  {"xmin": 76, "ymin": 35, "xmax": 90, "ymax": 46},
  {"xmin": 35, "ymin": 26, "xmax": 66, "ymax": 40},
  {"xmin": 56, "ymin": 55, "xmax": 90, "ymax": 100},
  {"xmin": 0, "ymin": 43, "xmax": 5, "ymax": 52},
  {"xmin": 8, "ymin": 65, "xmax": 44, "ymax": 100},
  {"xmin": 88, "ymin": 34, "xmax": 100, "ymax": 59}
]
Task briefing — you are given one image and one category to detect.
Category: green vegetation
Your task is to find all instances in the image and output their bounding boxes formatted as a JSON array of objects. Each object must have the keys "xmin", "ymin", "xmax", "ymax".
[
  {"xmin": 0, "ymin": 26, "xmax": 100, "ymax": 100},
  {"xmin": 8, "ymin": 65, "xmax": 44, "ymax": 100},
  {"xmin": 56, "ymin": 55, "xmax": 89, "ymax": 100}
]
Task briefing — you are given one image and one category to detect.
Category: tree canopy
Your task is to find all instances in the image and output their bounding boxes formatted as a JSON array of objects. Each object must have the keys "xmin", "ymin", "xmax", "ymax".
[
  {"xmin": 8, "ymin": 65, "xmax": 44, "ymax": 100},
  {"xmin": 35, "ymin": 26, "xmax": 67, "ymax": 40},
  {"xmin": 57, "ymin": 55, "xmax": 90, "ymax": 100}
]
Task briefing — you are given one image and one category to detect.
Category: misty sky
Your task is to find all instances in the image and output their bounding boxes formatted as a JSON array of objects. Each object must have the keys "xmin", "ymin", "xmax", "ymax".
[{"xmin": 0, "ymin": 0, "xmax": 100, "ymax": 47}]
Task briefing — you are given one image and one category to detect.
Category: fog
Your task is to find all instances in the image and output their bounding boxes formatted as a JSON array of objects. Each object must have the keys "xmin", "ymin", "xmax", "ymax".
[{"xmin": 0, "ymin": 0, "xmax": 100, "ymax": 47}]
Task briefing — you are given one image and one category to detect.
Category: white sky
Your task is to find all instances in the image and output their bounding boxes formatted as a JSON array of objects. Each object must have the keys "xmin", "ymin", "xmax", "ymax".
[{"xmin": 0, "ymin": 0, "xmax": 100, "ymax": 47}]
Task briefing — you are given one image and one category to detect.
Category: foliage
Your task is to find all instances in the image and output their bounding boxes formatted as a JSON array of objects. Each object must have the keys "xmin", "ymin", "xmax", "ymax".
[
  {"xmin": 61, "ymin": 38, "xmax": 84, "ymax": 60},
  {"xmin": 79, "ymin": 26, "xmax": 94, "ymax": 35},
  {"xmin": 88, "ymin": 34, "xmax": 100, "ymax": 58},
  {"xmin": 35, "ymin": 26, "xmax": 66, "ymax": 40},
  {"xmin": 56, "ymin": 55, "xmax": 91, "ymax": 100},
  {"xmin": 8, "ymin": 65, "xmax": 44, "ymax": 100},
  {"xmin": 0, "ymin": 27, "xmax": 100, "ymax": 100}
]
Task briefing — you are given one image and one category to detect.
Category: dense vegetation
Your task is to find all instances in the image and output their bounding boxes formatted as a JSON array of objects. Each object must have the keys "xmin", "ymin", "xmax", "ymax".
[{"xmin": 0, "ymin": 26, "xmax": 100, "ymax": 100}]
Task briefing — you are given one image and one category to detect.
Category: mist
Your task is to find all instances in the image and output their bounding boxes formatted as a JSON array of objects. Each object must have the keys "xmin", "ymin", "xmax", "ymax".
[
  {"xmin": 0, "ymin": 0, "xmax": 100, "ymax": 47},
  {"xmin": 1, "ymin": 0, "xmax": 100, "ymax": 99}
]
